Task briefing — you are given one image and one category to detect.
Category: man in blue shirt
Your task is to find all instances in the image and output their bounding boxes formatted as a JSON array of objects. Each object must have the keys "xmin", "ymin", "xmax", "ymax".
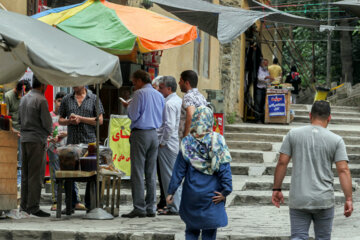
[{"xmin": 122, "ymin": 70, "xmax": 164, "ymax": 218}]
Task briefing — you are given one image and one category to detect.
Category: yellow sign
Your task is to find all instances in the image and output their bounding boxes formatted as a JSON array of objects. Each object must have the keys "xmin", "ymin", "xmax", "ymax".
[{"xmin": 108, "ymin": 116, "xmax": 131, "ymax": 177}]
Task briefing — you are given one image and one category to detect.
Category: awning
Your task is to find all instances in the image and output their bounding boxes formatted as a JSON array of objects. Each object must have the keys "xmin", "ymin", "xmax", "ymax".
[
  {"xmin": 151, "ymin": 0, "xmax": 321, "ymax": 44},
  {"xmin": 331, "ymin": 0, "xmax": 360, "ymax": 17},
  {"xmin": 248, "ymin": 0, "xmax": 323, "ymax": 26},
  {"xmin": 0, "ymin": 9, "xmax": 122, "ymax": 87},
  {"xmin": 33, "ymin": 0, "xmax": 197, "ymax": 54}
]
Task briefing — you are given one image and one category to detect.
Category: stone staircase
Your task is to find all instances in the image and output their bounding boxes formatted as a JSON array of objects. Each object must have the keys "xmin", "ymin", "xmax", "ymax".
[
  {"xmin": 225, "ymin": 104, "xmax": 360, "ymax": 208},
  {"xmin": 41, "ymin": 104, "xmax": 360, "ymax": 209}
]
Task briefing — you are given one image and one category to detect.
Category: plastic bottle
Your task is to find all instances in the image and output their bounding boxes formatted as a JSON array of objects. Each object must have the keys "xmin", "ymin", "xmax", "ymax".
[
  {"xmin": 0, "ymin": 85, "xmax": 4, "ymax": 103},
  {"xmin": 53, "ymin": 126, "xmax": 58, "ymax": 138}
]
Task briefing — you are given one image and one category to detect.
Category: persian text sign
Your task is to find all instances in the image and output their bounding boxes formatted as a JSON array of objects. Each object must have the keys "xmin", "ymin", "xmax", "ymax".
[
  {"xmin": 109, "ymin": 116, "xmax": 131, "ymax": 177},
  {"xmin": 213, "ymin": 113, "xmax": 224, "ymax": 135},
  {"xmin": 268, "ymin": 94, "xmax": 286, "ymax": 117}
]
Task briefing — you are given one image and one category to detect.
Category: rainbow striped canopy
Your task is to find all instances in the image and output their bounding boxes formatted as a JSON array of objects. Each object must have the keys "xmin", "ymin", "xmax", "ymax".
[{"xmin": 33, "ymin": 0, "xmax": 197, "ymax": 54}]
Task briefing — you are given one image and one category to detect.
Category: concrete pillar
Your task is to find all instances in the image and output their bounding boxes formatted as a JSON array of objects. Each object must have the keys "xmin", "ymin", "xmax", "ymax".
[{"xmin": 239, "ymin": 0, "xmax": 249, "ymax": 119}]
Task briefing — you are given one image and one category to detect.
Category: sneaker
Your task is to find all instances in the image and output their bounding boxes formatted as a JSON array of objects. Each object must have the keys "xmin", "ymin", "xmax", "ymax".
[
  {"xmin": 121, "ymin": 210, "xmax": 146, "ymax": 218},
  {"xmin": 31, "ymin": 210, "xmax": 50, "ymax": 217}
]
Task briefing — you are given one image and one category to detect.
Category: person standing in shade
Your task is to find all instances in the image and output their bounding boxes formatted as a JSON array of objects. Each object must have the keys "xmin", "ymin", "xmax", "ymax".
[
  {"xmin": 19, "ymin": 76, "xmax": 52, "ymax": 217},
  {"xmin": 268, "ymin": 57, "xmax": 282, "ymax": 83},
  {"xmin": 121, "ymin": 70, "xmax": 164, "ymax": 218},
  {"xmin": 167, "ymin": 106, "xmax": 232, "ymax": 240},
  {"xmin": 255, "ymin": 59, "xmax": 274, "ymax": 123},
  {"xmin": 178, "ymin": 70, "xmax": 207, "ymax": 140},
  {"xmin": 5, "ymin": 80, "xmax": 32, "ymax": 189},
  {"xmin": 272, "ymin": 101, "xmax": 353, "ymax": 239},
  {"xmin": 59, "ymin": 85, "xmax": 104, "ymax": 212},
  {"xmin": 157, "ymin": 76, "xmax": 182, "ymax": 215},
  {"xmin": 285, "ymin": 66, "xmax": 302, "ymax": 104}
]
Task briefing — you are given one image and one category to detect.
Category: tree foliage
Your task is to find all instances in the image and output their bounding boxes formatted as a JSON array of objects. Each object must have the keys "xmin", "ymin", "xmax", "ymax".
[{"xmin": 273, "ymin": 0, "xmax": 359, "ymax": 86}]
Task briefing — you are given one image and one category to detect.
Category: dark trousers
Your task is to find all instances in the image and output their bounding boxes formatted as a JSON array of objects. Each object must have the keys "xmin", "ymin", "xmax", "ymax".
[
  {"xmin": 20, "ymin": 142, "xmax": 46, "ymax": 214},
  {"xmin": 255, "ymin": 88, "xmax": 266, "ymax": 122},
  {"xmin": 130, "ymin": 129, "xmax": 158, "ymax": 213},
  {"xmin": 185, "ymin": 227, "xmax": 217, "ymax": 240},
  {"xmin": 157, "ymin": 156, "xmax": 166, "ymax": 209}
]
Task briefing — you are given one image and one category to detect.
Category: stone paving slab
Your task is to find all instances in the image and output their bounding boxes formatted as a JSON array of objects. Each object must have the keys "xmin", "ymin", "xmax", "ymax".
[{"xmin": 0, "ymin": 203, "xmax": 359, "ymax": 240}]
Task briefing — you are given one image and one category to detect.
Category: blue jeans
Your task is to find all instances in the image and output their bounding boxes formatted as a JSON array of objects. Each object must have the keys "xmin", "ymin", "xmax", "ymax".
[
  {"xmin": 290, "ymin": 207, "xmax": 334, "ymax": 240},
  {"xmin": 48, "ymin": 149, "xmax": 81, "ymax": 206},
  {"xmin": 185, "ymin": 226, "xmax": 217, "ymax": 240}
]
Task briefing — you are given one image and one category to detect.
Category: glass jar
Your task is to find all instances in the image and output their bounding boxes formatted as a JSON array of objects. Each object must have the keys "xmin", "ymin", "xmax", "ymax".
[{"xmin": 88, "ymin": 142, "xmax": 97, "ymax": 156}]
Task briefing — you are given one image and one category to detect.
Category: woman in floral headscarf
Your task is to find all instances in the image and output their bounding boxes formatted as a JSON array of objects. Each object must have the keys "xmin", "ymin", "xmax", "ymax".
[{"xmin": 167, "ymin": 106, "xmax": 232, "ymax": 240}]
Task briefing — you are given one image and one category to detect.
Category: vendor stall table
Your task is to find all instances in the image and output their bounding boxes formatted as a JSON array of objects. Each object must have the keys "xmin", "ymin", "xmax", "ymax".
[
  {"xmin": 264, "ymin": 88, "xmax": 291, "ymax": 124},
  {"xmin": 0, "ymin": 131, "xmax": 18, "ymax": 211},
  {"xmin": 55, "ymin": 171, "xmax": 97, "ymax": 218}
]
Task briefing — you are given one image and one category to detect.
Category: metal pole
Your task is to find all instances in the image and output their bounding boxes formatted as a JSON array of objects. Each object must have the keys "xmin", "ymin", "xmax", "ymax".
[
  {"xmin": 326, "ymin": 0, "xmax": 332, "ymax": 87},
  {"xmin": 312, "ymin": 29, "xmax": 316, "ymax": 84},
  {"xmin": 96, "ymin": 83, "xmax": 100, "ymax": 208}
]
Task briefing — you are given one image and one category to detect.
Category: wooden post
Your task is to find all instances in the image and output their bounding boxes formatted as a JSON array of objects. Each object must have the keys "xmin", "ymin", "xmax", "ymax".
[{"xmin": 239, "ymin": 0, "xmax": 249, "ymax": 119}]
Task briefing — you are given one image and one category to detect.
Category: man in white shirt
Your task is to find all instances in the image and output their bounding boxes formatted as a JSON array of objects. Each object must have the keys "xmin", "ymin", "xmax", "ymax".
[
  {"xmin": 255, "ymin": 59, "xmax": 274, "ymax": 123},
  {"xmin": 157, "ymin": 76, "xmax": 182, "ymax": 215}
]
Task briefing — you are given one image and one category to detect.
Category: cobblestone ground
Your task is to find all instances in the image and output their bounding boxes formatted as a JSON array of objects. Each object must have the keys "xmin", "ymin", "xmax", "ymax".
[{"xmin": 0, "ymin": 201, "xmax": 359, "ymax": 239}]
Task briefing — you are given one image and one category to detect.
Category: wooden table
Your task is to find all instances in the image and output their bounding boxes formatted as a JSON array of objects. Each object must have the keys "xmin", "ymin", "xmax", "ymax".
[
  {"xmin": 264, "ymin": 88, "xmax": 291, "ymax": 124},
  {"xmin": 0, "ymin": 131, "xmax": 18, "ymax": 211},
  {"xmin": 55, "ymin": 171, "xmax": 97, "ymax": 218}
]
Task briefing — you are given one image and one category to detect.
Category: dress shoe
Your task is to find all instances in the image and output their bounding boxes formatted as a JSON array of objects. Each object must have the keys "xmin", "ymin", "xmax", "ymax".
[
  {"xmin": 32, "ymin": 210, "xmax": 50, "ymax": 217},
  {"xmin": 121, "ymin": 210, "xmax": 146, "ymax": 218},
  {"xmin": 146, "ymin": 212, "xmax": 156, "ymax": 217},
  {"xmin": 61, "ymin": 208, "xmax": 75, "ymax": 215}
]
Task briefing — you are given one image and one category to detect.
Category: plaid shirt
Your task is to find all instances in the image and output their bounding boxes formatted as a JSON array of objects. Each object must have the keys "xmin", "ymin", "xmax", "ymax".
[{"xmin": 59, "ymin": 89, "xmax": 104, "ymax": 145}]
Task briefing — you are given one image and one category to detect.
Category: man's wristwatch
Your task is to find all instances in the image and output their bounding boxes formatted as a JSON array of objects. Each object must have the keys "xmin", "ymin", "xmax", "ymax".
[{"xmin": 272, "ymin": 188, "xmax": 282, "ymax": 192}]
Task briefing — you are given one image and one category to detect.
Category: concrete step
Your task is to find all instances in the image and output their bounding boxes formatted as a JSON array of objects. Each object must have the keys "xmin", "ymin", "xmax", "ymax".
[
  {"xmin": 230, "ymin": 150, "xmax": 279, "ymax": 164},
  {"xmin": 295, "ymin": 110, "xmax": 360, "ymax": 118},
  {"xmin": 225, "ymin": 132, "xmax": 360, "ymax": 146},
  {"xmin": 230, "ymin": 190, "xmax": 346, "ymax": 206},
  {"xmin": 225, "ymin": 124, "xmax": 360, "ymax": 137},
  {"xmin": 263, "ymin": 163, "xmax": 360, "ymax": 178},
  {"xmin": 293, "ymin": 115, "xmax": 360, "ymax": 125},
  {"xmin": 225, "ymin": 133, "xmax": 284, "ymax": 142},
  {"xmin": 231, "ymin": 163, "xmax": 360, "ymax": 178},
  {"xmin": 227, "ymin": 141, "xmax": 273, "ymax": 151},
  {"xmin": 241, "ymin": 176, "xmax": 358, "ymax": 192},
  {"xmin": 291, "ymin": 104, "xmax": 360, "ymax": 112}
]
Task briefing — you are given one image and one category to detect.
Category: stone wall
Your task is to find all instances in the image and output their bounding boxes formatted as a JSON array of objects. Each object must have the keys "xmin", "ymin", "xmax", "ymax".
[
  {"xmin": 220, "ymin": 40, "xmax": 241, "ymax": 115},
  {"xmin": 328, "ymin": 83, "xmax": 360, "ymax": 107},
  {"xmin": 219, "ymin": 0, "xmax": 242, "ymax": 116}
]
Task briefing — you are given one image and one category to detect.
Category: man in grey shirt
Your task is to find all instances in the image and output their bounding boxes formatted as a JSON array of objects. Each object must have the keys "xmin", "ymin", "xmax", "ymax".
[
  {"xmin": 272, "ymin": 101, "xmax": 353, "ymax": 239},
  {"xmin": 157, "ymin": 76, "xmax": 182, "ymax": 215},
  {"xmin": 19, "ymin": 76, "xmax": 52, "ymax": 217}
]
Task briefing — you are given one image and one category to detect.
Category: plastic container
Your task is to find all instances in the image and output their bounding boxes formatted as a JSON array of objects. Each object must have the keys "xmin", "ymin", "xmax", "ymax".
[{"xmin": 0, "ymin": 103, "xmax": 6, "ymax": 116}]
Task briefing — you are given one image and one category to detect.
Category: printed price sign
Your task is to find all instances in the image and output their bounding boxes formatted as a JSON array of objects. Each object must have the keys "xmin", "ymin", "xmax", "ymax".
[{"xmin": 268, "ymin": 94, "xmax": 286, "ymax": 117}]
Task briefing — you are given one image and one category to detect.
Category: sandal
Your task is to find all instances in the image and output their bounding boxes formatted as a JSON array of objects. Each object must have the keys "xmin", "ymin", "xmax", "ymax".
[
  {"xmin": 158, "ymin": 208, "xmax": 179, "ymax": 216},
  {"xmin": 50, "ymin": 204, "xmax": 57, "ymax": 211},
  {"xmin": 75, "ymin": 203, "xmax": 87, "ymax": 211}
]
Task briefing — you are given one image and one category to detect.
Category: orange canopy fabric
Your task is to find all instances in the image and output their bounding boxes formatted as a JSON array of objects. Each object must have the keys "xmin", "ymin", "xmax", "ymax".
[{"xmin": 103, "ymin": 1, "xmax": 197, "ymax": 52}]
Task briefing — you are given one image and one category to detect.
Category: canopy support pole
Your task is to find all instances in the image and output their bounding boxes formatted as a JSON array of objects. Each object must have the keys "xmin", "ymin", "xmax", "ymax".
[{"xmin": 84, "ymin": 84, "xmax": 114, "ymax": 220}]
